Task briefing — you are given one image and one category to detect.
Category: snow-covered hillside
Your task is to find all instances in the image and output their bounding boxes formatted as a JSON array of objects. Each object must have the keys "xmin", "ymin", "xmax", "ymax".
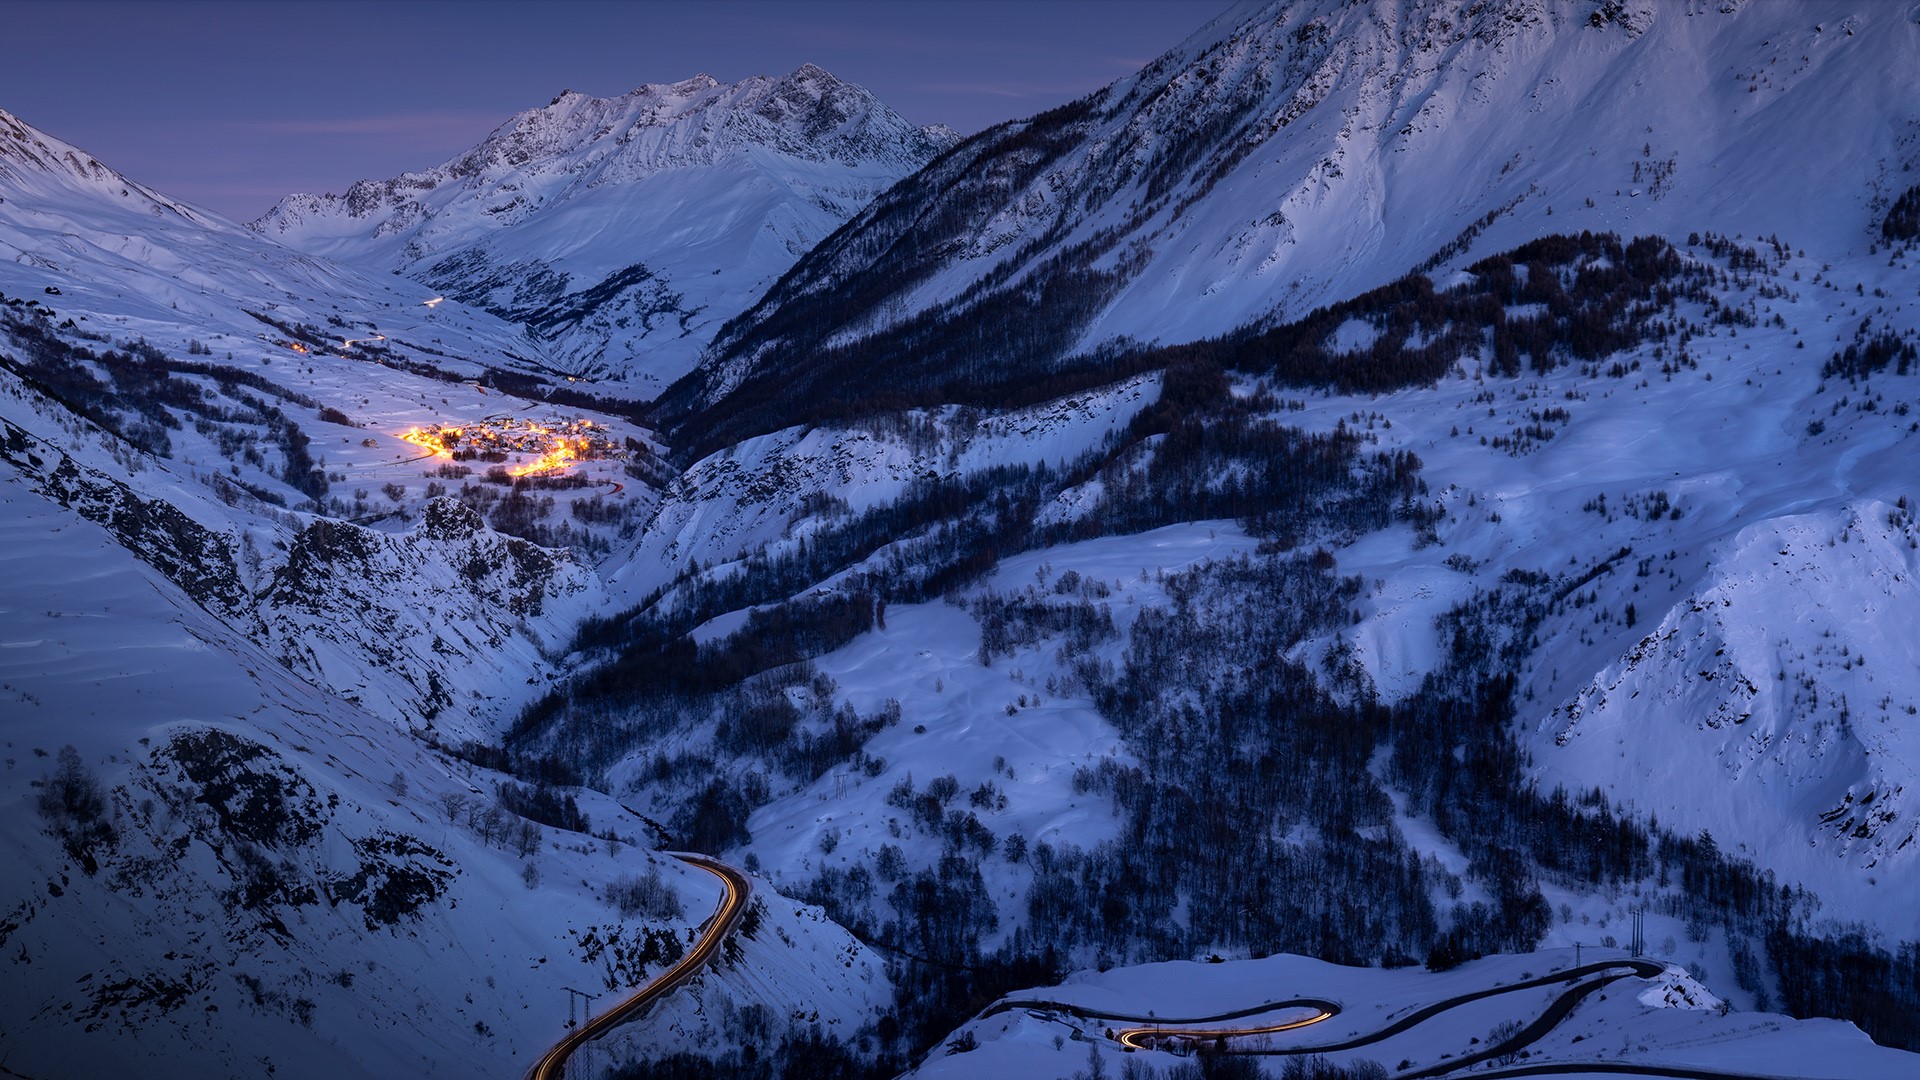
[
  {"xmin": 0, "ymin": 104, "xmax": 898, "ymax": 1078},
  {"xmin": 1249, "ymin": 236, "xmax": 1920, "ymax": 938},
  {"xmin": 551, "ymin": 228, "xmax": 1920, "ymax": 1071},
  {"xmin": 913, "ymin": 951, "xmax": 1918, "ymax": 1080},
  {"xmin": 0, "ymin": 103, "xmax": 665, "ymax": 735},
  {"xmin": 252, "ymin": 67, "xmax": 955, "ymax": 395},
  {"xmin": 670, "ymin": 0, "xmax": 1920, "ymax": 449},
  {"xmin": 0, "ymin": 106, "xmax": 551, "ymax": 389},
  {"xmin": 10, "ymin": 1, "xmax": 1920, "ymax": 1075},
  {"xmin": 0, "ymin": 444, "xmax": 889, "ymax": 1079}
]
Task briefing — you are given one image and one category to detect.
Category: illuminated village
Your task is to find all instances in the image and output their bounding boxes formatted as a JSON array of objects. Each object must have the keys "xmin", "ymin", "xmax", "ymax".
[{"xmin": 399, "ymin": 415, "xmax": 624, "ymax": 477}]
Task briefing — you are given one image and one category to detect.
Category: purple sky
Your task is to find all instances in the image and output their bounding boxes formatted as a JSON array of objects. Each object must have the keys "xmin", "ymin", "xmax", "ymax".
[{"xmin": 5, "ymin": 0, "xmax": 1224, "ymax": 221}]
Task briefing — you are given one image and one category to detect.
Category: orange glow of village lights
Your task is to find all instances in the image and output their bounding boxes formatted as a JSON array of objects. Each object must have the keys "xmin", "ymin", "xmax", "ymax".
[
  {"xmin": 399, "ymin": 417, "xmax": 616, "ymax": 476},
  {"xmin": 509, "ymin": 438, "xmax": 580, "ymax": 477},
  {"xmin": 398, "ymin": 427, "xmax": 457, "ymax": 458}
]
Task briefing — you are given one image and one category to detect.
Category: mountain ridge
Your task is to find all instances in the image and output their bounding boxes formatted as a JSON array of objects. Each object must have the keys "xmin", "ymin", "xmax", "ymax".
[
  {"xmin": 663, "ymin": 0, "xmax": 1919, "ymax": 451},
  {"xmin": 251, "ymin": 65, "xmax": 957, "ymax": 395}
]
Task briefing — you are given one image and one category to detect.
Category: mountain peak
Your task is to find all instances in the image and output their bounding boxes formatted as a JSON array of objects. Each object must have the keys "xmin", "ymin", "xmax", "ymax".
[
  {"xmin": 655, "ymin": 72, "xmax": 722, "ymax": 96},
  {"xmin": 248, "ymin": 67, "xmax": 957, "ymax": 393},
  {"xmin": 785, "ymin": 61, "xmax": 836, "ymax": 83},
  {"xmin": 0, "ymin": 104, "xmax": 220, "ymax": 228}
]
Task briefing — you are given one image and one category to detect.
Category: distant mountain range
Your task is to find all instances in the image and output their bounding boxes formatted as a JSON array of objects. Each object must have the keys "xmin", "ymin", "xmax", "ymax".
[{"xmin": 251, "ymin": 65, "xmax": 955, "ymax": 395}]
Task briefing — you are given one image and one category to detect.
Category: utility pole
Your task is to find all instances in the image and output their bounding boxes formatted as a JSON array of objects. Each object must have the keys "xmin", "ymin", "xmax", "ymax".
[{"xmin": 562, "ymin": 986, "xmax": 599, "ymax": 1029}]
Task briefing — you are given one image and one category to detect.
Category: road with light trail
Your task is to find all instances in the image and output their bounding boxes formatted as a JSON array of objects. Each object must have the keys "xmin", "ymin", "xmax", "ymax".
[
  {"xmin": 1082, "ymin": 959, "xmax": 1821, "ymax": 1078},
  {"xmin": 528, "ymin": 853, "xmax": 750, "ymax": 1080}
]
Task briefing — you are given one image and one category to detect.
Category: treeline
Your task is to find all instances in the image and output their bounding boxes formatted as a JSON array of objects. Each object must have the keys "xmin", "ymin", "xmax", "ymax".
[
  {"xmin": 1820, "ymin": 321, "xmax": 1918, "ymax": 382},
  {"xmin": 568, "ymin": 462, "xmax": 1051, "ymax": 661},
  {"xmin": 511, "ymin": 356, "xmax": 1429, "ymax": 813},
  {"xmin": 494, "ymin": 779, "xmax": 589, "ymax": 834},
  {"xmin": 516, "ymin": 588, "xmax": 884, "ymax": 739},
  {"xmin": 1015, "ymin": 553, "xmax": 1443, "ymax": 968},
  {"xmin": 1884, "ymin": 184, "xmax": 1920, "ymax": 243},
  {"xmin": 506, "ymin": 651, "xmax": 899, "ymax": 855},
  {"xmin": 2, "ymin": 312, "xmax": 330, "ymax": 499},
  {"xmin": 666, "ymin": 231, "xmax": 1715, "ymax": 462},
  {"xmin": 973, "ymin": 588, "xmax": 1116, "ymax": 667},
  {"xmin": 1768, "ymin": 931, "xmax": 1920, "ymax": 1046},
  {"xmin": 1066, "ymin": 361, "xmax": 1428, "ymax": 548},
  {"xmin": 1384, "ymin": 576, "xmax": 1920, "ymax": 1050},
  {"xmin": 609, "ymin": 1025, "xmax": 884, "ymax": 1080},
  {"xmin": 475, "ymin": 364, "xmax": 653, "ymax": 422}
]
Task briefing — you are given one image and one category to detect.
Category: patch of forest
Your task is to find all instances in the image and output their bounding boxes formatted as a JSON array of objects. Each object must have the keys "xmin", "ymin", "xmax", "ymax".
[
  {"xmin": 664, "ymin": 231, "xmax": 1724, "ymax": 463},
  {"xmin": 492, "ymin": 229, "xmax": 1920, "ymax": 1071},
  {"xmin": 510, "ymin": 358, "xmax": 1426, "ymax": 780},
  {"xmin": 2, "ymin": 309, "xmax": 330, "ymax": 500}
]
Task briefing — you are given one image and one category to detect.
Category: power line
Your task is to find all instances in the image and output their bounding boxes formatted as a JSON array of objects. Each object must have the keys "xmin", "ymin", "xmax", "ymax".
[{"xmin": 561, "ymin": 986, "xmax": 600, "ymax": 1029}]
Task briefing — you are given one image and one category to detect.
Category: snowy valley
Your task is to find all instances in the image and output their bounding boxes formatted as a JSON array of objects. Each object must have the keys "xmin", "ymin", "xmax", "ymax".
[{"xmin": 4, "ymin": 2, "xmax": 1920, "ymax": 1079}]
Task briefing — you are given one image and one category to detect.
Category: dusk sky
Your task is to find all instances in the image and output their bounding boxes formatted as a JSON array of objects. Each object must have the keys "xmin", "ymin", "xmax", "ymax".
[{"xmin": 5, "ymin": 0, "xmax": 1225, "ymax": 221}]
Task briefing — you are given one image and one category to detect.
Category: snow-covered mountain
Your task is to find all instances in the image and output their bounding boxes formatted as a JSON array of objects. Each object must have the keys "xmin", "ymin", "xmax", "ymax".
[
  {"xmin": 0, "ymin": 106, "xmax": 549, "ymax": 385},
  {"xmin": 252, "ymin": 66, "xmax": 956, "ymax": 395},
  {"xmin": 9, "ymin": 2, "xmax": 1920, "ymax": 1077},
  {"xmin": 0, "ymin": 102, "xmax": 900, "ymax": 1078},
  {"xmin": 667, "ymin": 0, "xmax": 1919, "ymax": 451}
]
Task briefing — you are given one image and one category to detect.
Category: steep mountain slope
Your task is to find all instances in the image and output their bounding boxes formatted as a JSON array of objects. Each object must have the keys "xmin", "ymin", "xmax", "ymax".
[
  {"xmin": 252, "ymin": 67, "xmax": 955, "ymax": 395},
  {"xmin": 0, "ymin": 106, "xmax": 549, "ymax": 388},
  {"xmin": 0, "ymin": 468, "xmax": 882, "ymax": 1080},
  {"xmin": 0, "ymin": 107, "xmax": 894, "ymax": 1078},
  {"xmin": 666, "ymin": 0, "xmax": 1919, "ymax": 453},
  {"xmin": 1268, "ymin": 237, "xmax": 1920, "ymax": 937},
  {"xmin": 538, "ymin": 229, "xmax": 1920, "ymax": 1066}
]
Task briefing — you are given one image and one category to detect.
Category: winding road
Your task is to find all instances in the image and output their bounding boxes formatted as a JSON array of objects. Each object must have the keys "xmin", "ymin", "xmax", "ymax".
[
  {"xmin": 987, "ymin": 960, "xmax": 1662, "ymax": 1057},
  {"xmin": 521, "ymin": 893, "xmax": 1866, "ymax": 1080},
  {"xmin": 977, "ymin": 958, "xmax": 1816, "ymax": 1079},
  {"xmin": 528, "ymin": 853, "xmax": 751, "ymax": 1080}
]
